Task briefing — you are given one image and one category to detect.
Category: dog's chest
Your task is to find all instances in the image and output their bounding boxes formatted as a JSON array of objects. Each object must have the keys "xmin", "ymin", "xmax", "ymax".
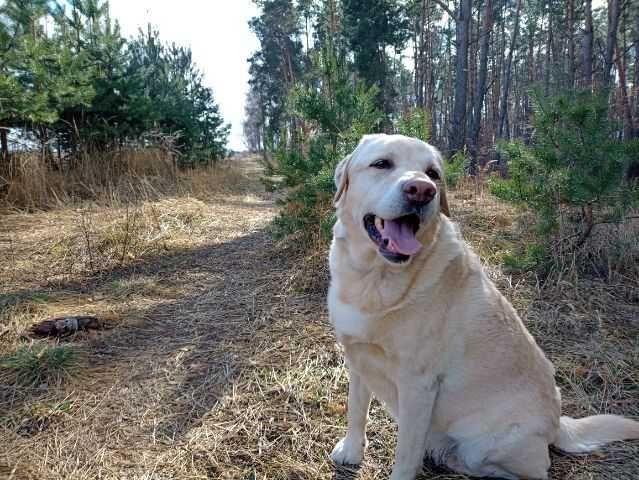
[{"xmin": 328, "ymin": 290, "xmax": 375, "ymax": 342}]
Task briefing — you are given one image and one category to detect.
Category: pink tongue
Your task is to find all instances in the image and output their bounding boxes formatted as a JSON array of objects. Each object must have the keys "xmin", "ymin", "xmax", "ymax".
[{"xmin": 381, "ymin": 220, "xmax": 422, "ymax": 256}]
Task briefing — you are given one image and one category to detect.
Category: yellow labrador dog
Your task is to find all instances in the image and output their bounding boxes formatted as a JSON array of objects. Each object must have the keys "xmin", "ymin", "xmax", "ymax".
[{"xmin": 328, "ymin": 134, "xmax": 639, "ymax": 480}]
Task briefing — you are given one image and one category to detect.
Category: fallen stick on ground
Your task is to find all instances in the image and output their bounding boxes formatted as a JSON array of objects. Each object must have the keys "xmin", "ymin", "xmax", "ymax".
[{"xmin": 30, "ymin": 315, "xmax": 103, "ymax": 337}]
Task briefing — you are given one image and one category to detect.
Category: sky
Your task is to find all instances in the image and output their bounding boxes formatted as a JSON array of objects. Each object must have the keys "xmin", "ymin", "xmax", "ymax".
[{"xmin": 109, "ymin": 0, "xmax": 261, "ymax": 151}]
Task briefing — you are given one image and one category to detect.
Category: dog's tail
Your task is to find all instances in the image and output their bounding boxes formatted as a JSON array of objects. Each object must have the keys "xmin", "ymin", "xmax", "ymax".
[{"xmin": 553, "ymin": 415, "xmax": 639, "ymax": 453}]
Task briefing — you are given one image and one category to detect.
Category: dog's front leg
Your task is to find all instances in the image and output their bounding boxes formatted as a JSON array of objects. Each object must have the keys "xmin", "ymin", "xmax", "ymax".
[
  {"xmin": 331, "ymin": 368, "xmax": 372, "ymax": 465},
  {"xmin": 389, "ymin": 378, "xmax": 438, "ymax": 480}
]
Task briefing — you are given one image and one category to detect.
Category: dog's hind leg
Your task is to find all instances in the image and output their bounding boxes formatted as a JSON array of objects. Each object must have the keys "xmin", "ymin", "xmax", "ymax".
[
  {"xmin": 445, "ymin": 455, "xmax": 519, "ymax": 480},
  {"xmin": 447, "ymin": 425, "xmax": 551, "ymax": 479},
  {"xmin": 486, "ymin": 434, "xmax": 550, "ymax": 480},
  {"xmin": 330, "ymin": 369, "xmax": 372, "ymax": 465}
]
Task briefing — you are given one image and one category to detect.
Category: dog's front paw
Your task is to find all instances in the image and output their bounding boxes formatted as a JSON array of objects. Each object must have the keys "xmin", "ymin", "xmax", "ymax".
[
  {"xmin": 389, "ymin": 468, "xmax": 419, "ymax": 480},
  {"xmin": 330, "ymin": 435, "xmax": 367, "ymax": 465},
  {"xmin": 389, "ymin": 471, "xmax": 414, "ymax": 480}
]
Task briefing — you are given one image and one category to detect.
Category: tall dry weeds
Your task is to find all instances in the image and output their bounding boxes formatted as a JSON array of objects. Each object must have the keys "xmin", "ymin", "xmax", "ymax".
[{"xmin": 0, "ymin": 147, "xmax": 212, "ymax": 210}]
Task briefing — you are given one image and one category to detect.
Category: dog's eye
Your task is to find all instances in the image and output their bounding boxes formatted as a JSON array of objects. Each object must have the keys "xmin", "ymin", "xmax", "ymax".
[
  {"xmin": 370, "ymin": 159, "xmax": 393, "ymax": 169},
  {"xmin": 426, "ymin": 168, "xmax": 440, "ymax": 180}
]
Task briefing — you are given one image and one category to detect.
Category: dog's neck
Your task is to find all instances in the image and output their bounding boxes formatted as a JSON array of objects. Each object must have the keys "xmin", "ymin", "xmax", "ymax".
[{"xmin": 331, "ymin": 214, "xmax": 463, "ymax": 315}]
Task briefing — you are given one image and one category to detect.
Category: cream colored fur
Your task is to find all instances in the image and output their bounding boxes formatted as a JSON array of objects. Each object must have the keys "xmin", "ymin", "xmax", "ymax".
[{"xmin": 328, "ymin": 134, "xmax": 639, "ymax": 480}]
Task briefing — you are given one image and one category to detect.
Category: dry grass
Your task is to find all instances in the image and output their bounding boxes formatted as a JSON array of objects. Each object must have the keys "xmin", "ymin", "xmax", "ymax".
[
  {"xmin": 1, "ymin": 162, "xmax": 638, "ymax": 479},
  {"xmin": 552, "ymin": 209, "xmax": 639, "ymax": 282},
  {"xmin": 0, "ymin": 148, "xmax": 252, "ymax": 211},
  {"xmin": 448, "ymin": 182, "xmax": 639, "ymax": 480}
]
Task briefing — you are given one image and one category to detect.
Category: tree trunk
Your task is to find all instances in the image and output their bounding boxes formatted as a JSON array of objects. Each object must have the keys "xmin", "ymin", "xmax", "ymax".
[
  {"xmin": 582, "ymin": 0, "xmax": 593, "ymax": 88},
  {"xmin": 0, "ymin": 128, "xmax": 8, "ymax": 167},
  {"xmin": 498, "ymin": 0, "xmax": 522, "ymax": 139},
  {"xmin": 615, "ymin": 12, "xmax": 634, "ymax": 140},
  {"xmin": 634, "ymin": 11, "xmax": 639, "ymax": 137},
  {"xmin": 603, "ymin": 0, "xmax": 621, "ymax": 87},
  {"xmin": 449, "ymin": 0, "xmax": 472, "ymax": 154},
  {"xmin": 305, "ymin": 16, "xmax": 310, "ymax": 58},
  {"xmin": 425, "ymin": 0, "xmax": 434, "ymax": 114},
  {"xmin": 415, "ymin": 0, "xmax": 428, "ymax": 108},
  {"xmin": 414, "ymin": 16, "xmax": 421, "ymax": 107},
  {"xmin": 493, "ymin": 0, "xmax": 506, "ymax": 133},
  {"xmin": 615, "ymin": 43, "xmax": 633, "ymax": 139},
  {"xmin": 523, "ymin": 17, "xmax": 535, "ymax": 143},
  {"xmin": 468, "ymin": 7, "xmax": 479, "ymax": 144},
  {"xmin": 443, "ymin": 25, "xmax": 454, "ymax": 145},
  {"xmin": 544, "ymin": 8, "xmax": 552, "ymax": 96},
  {"xmin": 469, "ymin": 0, "xmax": 493, "ymax": 168},
  {"xmin": 567, "ymin": 0, "xmax": 576, "ymax": 88}
]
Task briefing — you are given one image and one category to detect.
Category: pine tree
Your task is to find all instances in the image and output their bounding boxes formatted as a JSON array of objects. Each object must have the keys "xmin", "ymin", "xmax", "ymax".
[
  {"xmin": 341, "ymin": 0, "xmax": 410, "ymax": 118},
  {"xmin": 247, "ymin": 0, "xmax": 304, "ymax": 149},
  {"xmin": 491, "ymin": 91, "xmax": 639, "ymax": 257},
  {"xmin": 0, "ymin": 0, "xmax": 229, "ymax": 166}
]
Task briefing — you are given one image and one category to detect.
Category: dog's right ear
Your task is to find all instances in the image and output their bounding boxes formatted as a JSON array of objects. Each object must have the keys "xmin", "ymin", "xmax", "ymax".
[
  {"xmin": 334, "ymin": 135, "xmax": 378, "ymax": 205},
  {"xmin": 333, "ymin": 154, "xmax": 353, "ymax": 206},
  {"xmin": 439, "ymin": 186, "xmax": 450, "ymax": 217}
]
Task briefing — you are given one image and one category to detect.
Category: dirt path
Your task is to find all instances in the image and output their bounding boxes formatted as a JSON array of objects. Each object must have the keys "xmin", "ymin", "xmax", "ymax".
[
  {"xmin": 1, "ymin": 157, "xmax": 638, "ymax": 479},
  {"xmin": 0, "ymin": 157, "xmax": 340, "ymax": 479}
]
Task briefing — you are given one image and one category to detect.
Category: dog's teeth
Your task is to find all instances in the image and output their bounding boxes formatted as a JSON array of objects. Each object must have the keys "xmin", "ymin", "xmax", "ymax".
[{"xmin": 375, "ymin": 217, "xmax": 383, "ymax": 232}]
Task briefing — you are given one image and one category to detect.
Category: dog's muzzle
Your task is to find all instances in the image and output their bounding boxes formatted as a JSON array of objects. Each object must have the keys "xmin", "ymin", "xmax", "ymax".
[{"xmin": 363, "ymin": 212, "xmax": 422, "ymax": 263}]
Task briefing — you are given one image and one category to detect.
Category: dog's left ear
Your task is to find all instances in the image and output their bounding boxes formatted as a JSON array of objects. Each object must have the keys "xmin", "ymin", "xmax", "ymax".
[
  {"xmin": 439, "ymin": 186, "xmax": 450, "ymax": 217},
  {"xmin": 428, "ymin": 145, "xmax": 450, "ymax": 217},
  {"xmin": 333, "ymin": 154, "xmax": 353, "ymax": 206}
]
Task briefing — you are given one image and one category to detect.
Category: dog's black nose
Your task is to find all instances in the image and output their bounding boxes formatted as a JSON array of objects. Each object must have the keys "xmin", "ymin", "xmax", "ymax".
[{"xmin": 403, "ymin": 178, "xmax": 436, "ymax": 206}]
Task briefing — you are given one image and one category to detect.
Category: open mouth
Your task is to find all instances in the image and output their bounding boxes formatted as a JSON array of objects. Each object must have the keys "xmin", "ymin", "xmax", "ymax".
[{"xmin": 363, "ymin": 213, "xmax": 422, "ymax": 264}]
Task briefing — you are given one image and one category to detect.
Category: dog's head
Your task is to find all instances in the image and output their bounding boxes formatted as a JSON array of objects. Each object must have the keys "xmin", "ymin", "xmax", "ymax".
[{"xmin": 334, "ymin": 134, "xmax": 449, "ymax": 265}]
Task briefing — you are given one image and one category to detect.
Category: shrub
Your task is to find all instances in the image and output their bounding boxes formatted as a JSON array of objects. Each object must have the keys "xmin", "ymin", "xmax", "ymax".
[
  {"xmin": 490, "ymin": 91, "xmax": 639, "ymax": 271},
  {"xmin": 271, "ymin": 44, "xmax": 382, "ymax": 243},
  {"xmin": 395, "ymin": 107, "xmax": 430, "ymax": 142},
  {"xmin": 445, "ymin": 151, "xmax": 470, "ymax": 188}
]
